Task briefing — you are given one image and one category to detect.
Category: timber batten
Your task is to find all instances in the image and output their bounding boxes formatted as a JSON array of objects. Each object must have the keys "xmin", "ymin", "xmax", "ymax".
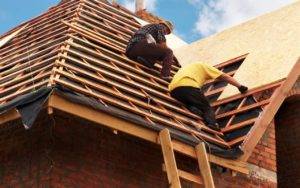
[{"xmin": 1, "ymin": 1, "xmax": 300, "ymax": 186}]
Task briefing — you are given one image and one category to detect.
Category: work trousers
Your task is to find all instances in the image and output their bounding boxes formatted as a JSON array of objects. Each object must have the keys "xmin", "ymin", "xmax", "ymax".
[
  {"xmin": 170, "ymin": 86, "xmax": 217, "ymax": 125},
  {"xmin": 126, "ymin": 39, "xmax": 174, "ymax": 77}
]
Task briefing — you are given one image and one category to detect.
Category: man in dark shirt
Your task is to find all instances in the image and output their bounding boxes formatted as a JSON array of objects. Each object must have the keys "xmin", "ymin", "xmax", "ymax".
[{"xmin": 125, "ymin": 21, "xmax": 179, "ymax": 79}]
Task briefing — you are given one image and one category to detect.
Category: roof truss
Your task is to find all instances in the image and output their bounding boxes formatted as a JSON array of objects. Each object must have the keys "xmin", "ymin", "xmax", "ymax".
[{"xmin": 1, "ymin": 0, "xmax": 300, "ymax": 174}]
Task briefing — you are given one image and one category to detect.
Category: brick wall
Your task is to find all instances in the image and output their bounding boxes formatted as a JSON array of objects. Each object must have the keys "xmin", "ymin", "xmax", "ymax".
[
  {"xmin": 50, "ymin": 112, "xmax": 168, "ymax": 188},
  {"xmin": 247, "ymin": 123, "xmax": 277, "ymax": 172},
  {"xmin": 0, "ymin": 113, "xmax": 52, "ymax": 187},
  {"xmin": 0, "ymin": 110, "xmax": 276, "ymax": 187},
  {"xmin": 246, "ymin": 80, "xmax": 300, "ymax": 178},
  {"xmin": 275, "ymin": 98, "xmax": 300, "ymax": 187}
]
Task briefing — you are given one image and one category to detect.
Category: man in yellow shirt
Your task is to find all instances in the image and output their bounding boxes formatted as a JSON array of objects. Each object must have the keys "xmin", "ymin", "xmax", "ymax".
[{"xmin": 169, "ymin": 62, "xmax": 248, "ymax": 131}]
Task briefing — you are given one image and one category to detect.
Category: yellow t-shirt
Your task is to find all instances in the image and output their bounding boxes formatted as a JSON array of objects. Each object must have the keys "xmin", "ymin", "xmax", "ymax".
[{"xmin": 168, "ymin": 62, "xmax": 223, "ymax": 91}]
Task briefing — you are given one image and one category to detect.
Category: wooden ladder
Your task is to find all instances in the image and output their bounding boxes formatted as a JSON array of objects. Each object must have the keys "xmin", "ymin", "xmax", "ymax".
[{"xmin": 159, "ymin": 129, "xmax": 215, "ymax": 188}]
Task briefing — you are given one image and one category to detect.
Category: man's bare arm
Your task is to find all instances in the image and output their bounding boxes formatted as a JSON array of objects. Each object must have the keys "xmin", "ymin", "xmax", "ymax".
[
  {"xmin": 218, "ymin": 74, "xmax": 248, "ymax": 93},
  {"xmin": 218, "ymin": 74, "xmax": 241, "ymax": 87}
]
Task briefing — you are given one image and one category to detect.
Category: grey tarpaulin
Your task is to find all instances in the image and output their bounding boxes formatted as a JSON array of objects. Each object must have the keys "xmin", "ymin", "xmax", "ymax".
[{"xmin": 0, "ymin": 87, "xmax": 53, "ymax": 129}]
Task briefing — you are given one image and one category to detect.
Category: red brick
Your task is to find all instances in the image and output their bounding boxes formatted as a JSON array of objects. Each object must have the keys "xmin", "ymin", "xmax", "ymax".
[
  {"xmin": 260, "ymin": 151, "xmax": 271, "ymax": 158},
  {"xmin": 0, "ymin": 111, "xmax": 278, "ymax": 188},
  {"xmin": 275, "ymin": 98, "xmax": 300, "ymax": 188},
  {"xmin": 265, "ymin": 147, "xmax": 276, "ymax": 155}
]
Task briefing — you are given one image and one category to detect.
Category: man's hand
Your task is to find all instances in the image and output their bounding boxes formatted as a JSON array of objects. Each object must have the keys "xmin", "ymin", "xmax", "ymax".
[
  {"xmin": 238, "ymin": 85, "xmax": 248, "ymax": 94},
  {"xmin": 217, "ymin": 74, "xmax": 248, "ymax": 93}
]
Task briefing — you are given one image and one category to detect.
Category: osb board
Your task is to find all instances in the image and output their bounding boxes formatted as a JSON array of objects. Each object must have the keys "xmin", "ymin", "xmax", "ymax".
[{"xmin": 174, "ymin": 1, "xmax": 300, "ymax": 99}]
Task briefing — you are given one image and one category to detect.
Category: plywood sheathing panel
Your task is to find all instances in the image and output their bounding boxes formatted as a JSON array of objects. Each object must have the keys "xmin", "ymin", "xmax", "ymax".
[{"xmin": 174, "ymin": 1, "xmax": 300, "ymax": 99}]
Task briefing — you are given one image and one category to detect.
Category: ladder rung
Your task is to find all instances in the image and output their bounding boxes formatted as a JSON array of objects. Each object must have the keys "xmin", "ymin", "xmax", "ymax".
[
  {"xmin": 159, "ymin": 129, "xmax": 215, "ymax": 188},
  {"xmin": 162, "ymin": 164, "xmax": 203, "ymax": 185}
]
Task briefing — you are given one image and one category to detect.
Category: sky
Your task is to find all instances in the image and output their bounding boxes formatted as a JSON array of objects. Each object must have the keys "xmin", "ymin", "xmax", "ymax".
[{"xmin": 0, "ymin": 0, "xmax": 295, "ymax": 43}]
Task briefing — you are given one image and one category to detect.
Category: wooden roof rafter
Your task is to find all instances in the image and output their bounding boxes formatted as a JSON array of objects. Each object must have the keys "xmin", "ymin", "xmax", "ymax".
[
  {"xmin": 1, "ymin": 0, "xmax": 299, "ymax": 176},
  {"xmin": 0, "ymin": 0, "xmax": 82, "ymax": 105}
]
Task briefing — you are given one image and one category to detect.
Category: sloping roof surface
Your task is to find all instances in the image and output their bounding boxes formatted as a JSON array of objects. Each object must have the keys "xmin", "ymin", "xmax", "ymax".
[
  {"xmin": 0, "ymin": 0, "xmax": 298, "ymax": 160},
  {"xmin": 174, "ymin": 1, "xmax": 300, "ymax": 99}
]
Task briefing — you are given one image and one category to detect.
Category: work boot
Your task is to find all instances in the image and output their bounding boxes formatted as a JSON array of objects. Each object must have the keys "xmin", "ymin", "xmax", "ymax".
[
  {"xmin": 187, "ymin": 106, "xmax": 220, "ymax": 131},
  {"xmin": 238, "ymin": 85, "xmax": 248, "ymax": 94},
  {"xmin": 136, "ymin": 56, "xmax": 155, "ymax": 69}
]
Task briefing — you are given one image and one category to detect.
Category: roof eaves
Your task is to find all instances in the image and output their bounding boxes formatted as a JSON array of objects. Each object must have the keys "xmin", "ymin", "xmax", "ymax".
[{"xmin": 48, "ymin": 90, "xmax": 249, "ymax": 174}]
